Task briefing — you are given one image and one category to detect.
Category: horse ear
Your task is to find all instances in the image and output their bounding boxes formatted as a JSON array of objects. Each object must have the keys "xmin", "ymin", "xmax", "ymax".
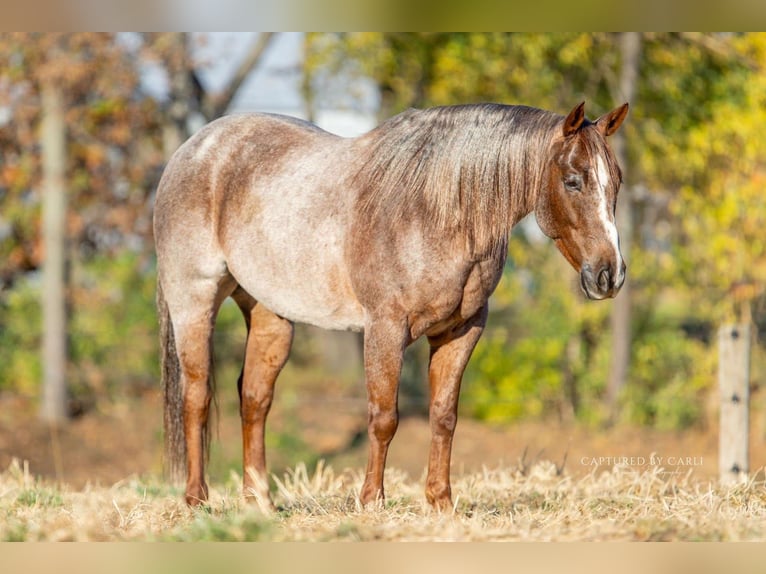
[
  {"xmin": 595, "ymin": 102, "xmax": 629, "ymax": 137},
  {"xmin": 563, "ymin": 102, "xmax": 586, "ymax": 137}
]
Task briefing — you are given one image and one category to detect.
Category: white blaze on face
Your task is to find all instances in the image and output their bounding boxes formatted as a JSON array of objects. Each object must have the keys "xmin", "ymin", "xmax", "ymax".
[{"xmin": 595, "ymin": 154, "xmax": 624, "ymax": 283}]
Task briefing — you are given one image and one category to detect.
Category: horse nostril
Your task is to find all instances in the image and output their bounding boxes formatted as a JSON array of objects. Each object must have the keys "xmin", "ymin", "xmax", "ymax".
[
  {"xmin": 616, "ymin": 261, "xmax": 627, "ymax": 289},
  {"xmin": 597, "ymin": 267, "xmax": 611, "ymax": 292}
]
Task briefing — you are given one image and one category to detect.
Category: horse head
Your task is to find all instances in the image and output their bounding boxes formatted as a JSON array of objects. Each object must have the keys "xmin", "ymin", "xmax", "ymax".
[{"xmin": 535, "ymin": 101, "xmax": 629, "ymax": 300}]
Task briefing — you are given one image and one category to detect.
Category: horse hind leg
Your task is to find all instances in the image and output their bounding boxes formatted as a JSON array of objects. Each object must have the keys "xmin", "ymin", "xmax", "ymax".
[
  {"xmin": 167, "ymin": 274, "xmax": 235, "ymax": 506},
  {"xmin": 232, "ymin": 288, "xmax": 294, "ymax": 510}
]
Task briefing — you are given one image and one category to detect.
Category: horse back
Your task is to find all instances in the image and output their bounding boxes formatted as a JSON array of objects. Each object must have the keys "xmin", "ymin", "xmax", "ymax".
[
  {"xmin": 155, "ymin": 113, "xmax": 367, "ymax": 330},
  {"xmin": 155, "ymin": 112, "xmax": 346, "ymax": 236}
]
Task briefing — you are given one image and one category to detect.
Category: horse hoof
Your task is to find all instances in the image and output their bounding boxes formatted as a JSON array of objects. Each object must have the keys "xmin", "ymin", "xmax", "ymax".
[
  {"xmin": 429, "ymin": 498, "xmax": 454, "ymax": 513},
  {"xmin": 244, "ymin": 491, "xmax": 277, "ymax": 514},
  {"xmin": 426, "ymin": 489, "xmax": 453, "ymax": 513},
  {"xmin": 185, "ymin": 494, "xmax": 207, "ymax": 507},
  {"xmin": 359, "ymin": 486, "xmax": 385, "ymax": 510},
  {"xmin": 185, "ymin": 483, "xmax": 209, "ymax": 507}
]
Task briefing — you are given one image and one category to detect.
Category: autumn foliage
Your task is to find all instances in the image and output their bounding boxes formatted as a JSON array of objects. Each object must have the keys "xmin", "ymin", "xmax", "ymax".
[{"xmin": 1, "ymin": 33, "xmax": 765, "ymax": 430}]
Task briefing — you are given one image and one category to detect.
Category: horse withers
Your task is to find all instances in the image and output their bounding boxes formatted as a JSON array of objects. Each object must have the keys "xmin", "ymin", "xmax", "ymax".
[{"xmin": 153, "ymin": 101, "xmax": 628, "ymax": 510}]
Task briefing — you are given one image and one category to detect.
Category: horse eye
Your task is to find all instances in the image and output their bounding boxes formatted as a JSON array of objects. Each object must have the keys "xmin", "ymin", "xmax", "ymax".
[{"xmin": 563, "ymin": 175, "xmax": 582, "ymax": 192}]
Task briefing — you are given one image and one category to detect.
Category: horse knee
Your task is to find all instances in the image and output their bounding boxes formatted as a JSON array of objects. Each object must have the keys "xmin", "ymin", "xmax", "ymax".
[
  {"xmin": 368, "ymin": 406, "xmax": 398, "ymax": 442},
  {"xmin": 430, "ymin": 403, "xmax": 457, "ymax": 435}
]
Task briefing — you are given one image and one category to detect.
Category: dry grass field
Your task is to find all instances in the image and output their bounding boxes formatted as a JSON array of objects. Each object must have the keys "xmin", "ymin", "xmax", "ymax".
[
  {"xmin": 3, "ymin": 391, "xmax": 766, "ymax": 542},
  {"xmin": 2, "ymin": 455, "xmax": 766, "ymax": 542}
]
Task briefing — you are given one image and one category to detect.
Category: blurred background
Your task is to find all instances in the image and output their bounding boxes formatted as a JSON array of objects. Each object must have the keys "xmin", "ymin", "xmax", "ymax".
[{"xmin": 1, "ymin": 32, "xmax": 765, "ymax": 487}]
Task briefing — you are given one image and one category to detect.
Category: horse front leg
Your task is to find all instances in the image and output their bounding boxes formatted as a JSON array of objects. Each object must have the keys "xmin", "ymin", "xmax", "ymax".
[
  {"xmin": 234, "ymin": 294, "xmax": 294, "ymax": 511},
  {"xmin": 360, "ymin": 316, "xmax": 408, "ymax": 507},
  {"xmin": 425, "ymin": 305, "xmax": 488, "ymax": 511}
]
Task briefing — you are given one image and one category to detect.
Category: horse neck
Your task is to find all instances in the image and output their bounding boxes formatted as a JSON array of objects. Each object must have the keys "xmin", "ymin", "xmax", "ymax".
[
  {"xmin": 502, "ymin": 119, "xmax": 559, "ymax": 229},
  {"xmin": 461, "ymin": 137, "xmax": 551, "ymax": 258},
  {"xmin": 353, "ymin": 105, "xmax": 560, "ymax": 257}
]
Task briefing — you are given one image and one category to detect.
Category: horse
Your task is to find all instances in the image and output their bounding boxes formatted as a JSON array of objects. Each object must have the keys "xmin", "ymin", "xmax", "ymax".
[{"xmin": 154, "ymin": 100, "xmax": 629, "ymax": 510}]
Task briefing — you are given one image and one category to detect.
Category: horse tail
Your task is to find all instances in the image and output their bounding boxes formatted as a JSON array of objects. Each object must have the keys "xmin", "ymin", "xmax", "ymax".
[{"xmin": 157, "ymin": 277, "xmax": 186, "ymax": 483}]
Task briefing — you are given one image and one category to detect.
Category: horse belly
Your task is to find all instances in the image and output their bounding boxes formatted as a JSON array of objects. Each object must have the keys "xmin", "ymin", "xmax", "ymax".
[
  {"xmin": 250, "ymin": 263, "xmax": 365, "ymax": 332},
  {"xmin": 222, "ymin": 204, "xmax": 366, "ymax": 332}
]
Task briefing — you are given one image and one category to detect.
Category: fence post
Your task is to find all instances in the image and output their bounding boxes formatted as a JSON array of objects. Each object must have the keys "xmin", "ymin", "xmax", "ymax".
[{"xmin": 718, "ymin": 324, "xmax": 751, "ymax": 485}]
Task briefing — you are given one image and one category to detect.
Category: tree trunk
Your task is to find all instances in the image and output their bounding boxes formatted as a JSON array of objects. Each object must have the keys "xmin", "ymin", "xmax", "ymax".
[
  {"xmin": 161, "ymin": 33, "xmax": 197, "ymax": 160},
  {"xmin": 606, "ymin": 32, "xmax": 642, "ymax": 419},
  {"xmin": 40, "ymin": 80, "xmax": 68, "ymax": 424}
]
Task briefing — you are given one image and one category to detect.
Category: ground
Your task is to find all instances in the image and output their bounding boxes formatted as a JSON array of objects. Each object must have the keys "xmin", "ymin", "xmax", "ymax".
[{"xmin": 2, "ymin": 388, "xmax": 764, "ymax": 491}]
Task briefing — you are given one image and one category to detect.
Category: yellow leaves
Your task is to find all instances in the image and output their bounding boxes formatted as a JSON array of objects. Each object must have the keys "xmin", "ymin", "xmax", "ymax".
[
  {"xmin": 558, "ymin": 34, "xmax": 594, "ymax": 66},
  {"xmin": 308, "ymin": 33, "xmax": 616, "ymax": 115},
  {"xmin": 631, "ymin": 34, "xmax": 766, "ymax": 321},
  {"xmin": 731, "ymin": 32, "xmax": 766, "ymax": 67},
  {"xmin": 672, "ymin": 173, "xmax": 766, "ymax": 320},
  {"xmin": 0, "ymin": 33, "xmax": 163, "ymax": 284}
]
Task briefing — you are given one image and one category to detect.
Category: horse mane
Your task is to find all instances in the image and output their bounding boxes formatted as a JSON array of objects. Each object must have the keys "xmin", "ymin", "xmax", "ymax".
[{"xmin": 354, "ymin": 104, "xmax": 563, "ymax": 256}]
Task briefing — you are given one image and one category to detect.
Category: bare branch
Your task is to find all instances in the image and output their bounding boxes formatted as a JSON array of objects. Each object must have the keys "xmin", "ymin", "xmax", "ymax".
[{"xmin": 202, "ymin": 32, "xmax": 276, "ymax": 120}]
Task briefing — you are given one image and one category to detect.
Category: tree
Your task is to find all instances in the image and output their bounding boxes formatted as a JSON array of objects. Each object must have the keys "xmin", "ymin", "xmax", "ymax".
[
  {"xmin": 0, "ymin": 33, "xmax": 277, "ymax": 416},
  {"xmin": 0, "ymin": 33, "xmax": 160, "ymax": 421},
  {"xmin": 0, "ymin": 33, "xmax": 160, "ymax": 291},
  {"xmin": 646, "ymin": 33, "xmax": 766, "ymax": 322},
  {"xmin": 39, "ymin": 78, "xmax": 67, "ymax": 423},
  {"xmin": 605, "ymin": 32, "xmax": 642, "ymax": 419}
]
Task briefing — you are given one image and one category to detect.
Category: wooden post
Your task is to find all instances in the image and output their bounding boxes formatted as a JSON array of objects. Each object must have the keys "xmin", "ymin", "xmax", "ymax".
[{"xmin": 718, "ymin": 324, "xmax": 751, "ymax": 485}]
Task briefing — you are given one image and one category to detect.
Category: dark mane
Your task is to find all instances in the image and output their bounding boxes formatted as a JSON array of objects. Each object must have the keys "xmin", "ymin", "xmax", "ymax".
[{"xmin": 354, "ymin": 104, "xmax": 563, "ymax": 256}]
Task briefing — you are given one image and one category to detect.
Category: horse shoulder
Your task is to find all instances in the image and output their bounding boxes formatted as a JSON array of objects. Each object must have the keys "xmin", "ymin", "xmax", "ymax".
[
  {"xmin": 459, "ymin": 255, "xmax": 505, "ymax": 318},
  {"xmin": 347, "ymin": 216, "xmax": 505, "ymax": 339}
]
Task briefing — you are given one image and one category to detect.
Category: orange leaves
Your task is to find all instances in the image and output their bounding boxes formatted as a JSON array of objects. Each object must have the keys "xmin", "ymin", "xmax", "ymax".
[
  {"xmin": 1, "ymin": 163, "xmax": 32, "ymax": 192},
  {"xmin": 0, "ymin": 33, "xmax": 164, "ymax": 283},
  {"xmin": 80, "ymin": 144, "xmax": 106, "ymax": 171}
]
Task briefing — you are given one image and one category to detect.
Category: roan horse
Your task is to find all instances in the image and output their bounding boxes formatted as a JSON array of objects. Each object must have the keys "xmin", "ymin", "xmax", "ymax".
[{"xmin": 154, "ymin": 101, "xmax": 629, "ymax": 510}]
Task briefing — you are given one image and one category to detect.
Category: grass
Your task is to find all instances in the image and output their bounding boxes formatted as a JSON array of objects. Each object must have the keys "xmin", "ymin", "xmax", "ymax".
[{"xmin": 1, "ymin": 457, "xmax": 765, "ymax": 541}]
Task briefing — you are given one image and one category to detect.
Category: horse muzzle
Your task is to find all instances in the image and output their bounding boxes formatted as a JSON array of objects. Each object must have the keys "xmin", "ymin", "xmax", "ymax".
[{"xmin": 580, "ymin": 261, "xmax": 626, "ymax": 300}]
